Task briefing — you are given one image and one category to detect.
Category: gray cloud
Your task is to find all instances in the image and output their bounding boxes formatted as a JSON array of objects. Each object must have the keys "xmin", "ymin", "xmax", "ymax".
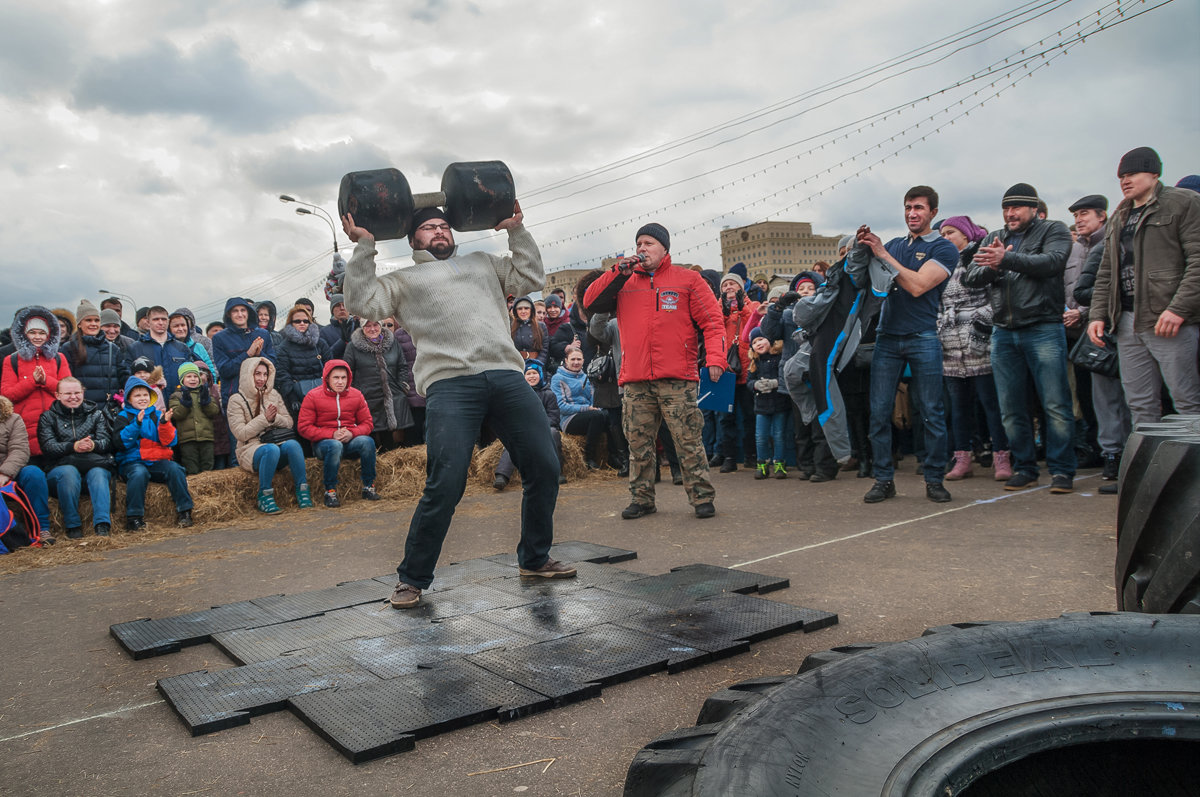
[
  {"xmin": 72, "ymin": 37, "xmax": 339, "ymax": 133},
  {"xmin": 0, "ymin": 5, "xmax": 83, "ymax": 96},
  {"xmin": 241, "ymin": 139, "xmax": 397, "ymax": 197}
]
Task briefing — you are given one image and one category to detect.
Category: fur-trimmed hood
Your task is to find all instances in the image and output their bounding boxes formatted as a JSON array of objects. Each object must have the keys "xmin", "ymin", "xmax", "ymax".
[
  {"xmin": 10, "ymin": 305, "xmax": 62, "ymax": 361},
  {"xmin": 281, "ymin": 310, "xmax": 322, "ymax": 347},
  {"xmin": 237, "ymin": 356, "xmax": 277, "ymax": 402},
  {"xmin": 349, "ymin": 326, "xmax": 395, "ymax": 353}
]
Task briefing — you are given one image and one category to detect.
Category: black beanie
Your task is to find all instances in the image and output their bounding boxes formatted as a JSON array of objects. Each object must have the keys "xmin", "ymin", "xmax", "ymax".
[
  {"xmin": 409, "ymin": 207, "xmax": 449, "ymax": 237},
  {"xmin": 1001, "ymin": 183, "xmax": 1039, "ymax": 208},
  {"xmin": 635, "ymin": 222, "xmax": 670, "ymax": 252},
  {"xmin": 1118, "ymin": 146, "xmax": 1162, "ymax": 177},
  {"xmin": 136, "ymin": 306, "xmax": 150, "ymax": 323}
]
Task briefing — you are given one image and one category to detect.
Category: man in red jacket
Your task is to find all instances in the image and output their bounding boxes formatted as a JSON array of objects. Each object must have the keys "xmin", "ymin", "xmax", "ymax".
[
  {"xmin": 297, "ymin": 360, "xmax": 377, "ymax": 508},
  {"xmin": 583, "ymin": 223, "xmax": 726, "ymax": 519}
]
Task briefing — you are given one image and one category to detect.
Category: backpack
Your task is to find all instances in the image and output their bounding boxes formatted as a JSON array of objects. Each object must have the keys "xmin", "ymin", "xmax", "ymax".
[{"xmin": 0, "ymin": 481, "xmax": 43, "ymax": 553}]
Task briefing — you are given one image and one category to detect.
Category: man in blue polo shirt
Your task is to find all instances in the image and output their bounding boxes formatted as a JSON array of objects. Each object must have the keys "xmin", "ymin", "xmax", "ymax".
[{"xmin": 850, "ymin": 185, "xmax": 958, "ymax": 504}]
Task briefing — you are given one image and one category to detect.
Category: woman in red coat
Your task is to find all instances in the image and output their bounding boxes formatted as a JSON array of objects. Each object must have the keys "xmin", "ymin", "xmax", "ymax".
[
  {"xmin": 297, "ymin": 359, "xmax": 377, "ymax": 508},
  {"xmin": 1, "ymin": 306, "xmax": 72, "ymax": 458},
  {"xmin": 714, "ymin": 274, "xmax": 759, "ymax": 471}
]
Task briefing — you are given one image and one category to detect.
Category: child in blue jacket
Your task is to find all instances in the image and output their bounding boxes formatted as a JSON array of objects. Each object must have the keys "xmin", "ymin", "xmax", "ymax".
[{"xmin": 113, "ymin": 375, "xmax": 194, "ymax": 530}]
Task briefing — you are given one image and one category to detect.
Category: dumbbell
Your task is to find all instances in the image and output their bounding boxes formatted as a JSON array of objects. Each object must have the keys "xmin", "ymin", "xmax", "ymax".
[{"xmin": 338, "ymin": 161, "xmax": 516, "ymax": 241}]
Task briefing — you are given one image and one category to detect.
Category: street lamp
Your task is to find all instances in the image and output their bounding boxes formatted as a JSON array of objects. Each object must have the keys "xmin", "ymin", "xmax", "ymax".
[
  {"xmin": 97, "ymin": 289, "xmax": 139, "ymax": 320},
  {"xmin": 279, "ymin": 194, "xmax": 340, "ymax": 252}
]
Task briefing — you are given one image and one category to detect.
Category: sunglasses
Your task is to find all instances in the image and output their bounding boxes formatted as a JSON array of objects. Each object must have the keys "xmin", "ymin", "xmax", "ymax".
[
  {"xmin": 381, "ymin": 322, "xmax": 395, "ymax": 328},
  {"xmin": 292, "ymin": 319, "xmax": 311, "ymax": 325}
]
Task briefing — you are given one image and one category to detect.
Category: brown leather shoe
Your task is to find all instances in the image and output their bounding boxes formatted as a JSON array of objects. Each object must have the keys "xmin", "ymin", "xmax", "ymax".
[
  {"xmin": 519, "ymin": 558, "xmax": 578, "ymax": 579},
  {"xmin": 389, "ymin": 582, "xmax": 422, "ymax": 609}
]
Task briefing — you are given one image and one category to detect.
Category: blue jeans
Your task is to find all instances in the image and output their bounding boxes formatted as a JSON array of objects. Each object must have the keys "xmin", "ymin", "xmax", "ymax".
[
  {"xmin": 945, "ymin": 374, "xmax": 1009, "ymax": 452},
  {"xmin": 399, "ymin": 370, "xmax": 559, "ymax": 589},
  {"xmin": 16, "ymin": 465, "xmax": 50, "ymax": 531},
  {"xmin": 119, "ymin": 460, "xmax": 193, "ymax": 517},
  {"xmin": 314, "ymin": 436, "xmax": 376, "ymax": 491},
  {"xmin": 252, "ymin": 440, "xmax": 308, "ymax": 492},
  {"xmin": 47, "ymin": 465, "xmax": 113, "ymax": 528},
  {"xmin": 991, "ymin": 322, "xmax": 1076, "ymax": 477},
  {"xmin": 869, "ymin": 332, "xmax": 949, "ymax": 482},
  {"xmin": 755, "ymin": 412, "xmax": 788, "ymax": 463}
]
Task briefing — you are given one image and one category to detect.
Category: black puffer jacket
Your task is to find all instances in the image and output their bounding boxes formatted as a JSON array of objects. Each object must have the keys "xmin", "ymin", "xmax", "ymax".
[
  {"xmin": 1072, "ymin": 238, "xmax": 1106, "ymax": 310},
  {"xmin": 748, "ymin": 343, "xmax": 791, "ymax": 415},
  {"xmin": 343, "ymin": 328, "xmax": 414, "ymax": 431},
  {"xmin": 275, "ymin": 322, "xmax": 332, "ymax": 412},
  {"xmin": 961, "ymin": 216, "xmax": 1073, "ymax": 329},
  {"xmin": 62, "ymin": 333, "xmax": 131, "ymax": 404},
  {"xmin": 37, "ymin": 399, "xmax": 115, "ymax": 470}
]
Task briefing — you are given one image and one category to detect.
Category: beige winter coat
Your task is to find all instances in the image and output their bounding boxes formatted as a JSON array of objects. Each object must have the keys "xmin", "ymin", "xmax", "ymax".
[
  {"xmin": 226, "ymin": 357, "xmax": 295, "ymax": 472},
  {"xmin": 0, "ymin": 396, "xmax": 31, "ymax": 481}
]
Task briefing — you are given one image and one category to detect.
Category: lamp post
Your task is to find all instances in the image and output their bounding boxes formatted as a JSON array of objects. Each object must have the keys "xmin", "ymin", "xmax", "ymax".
[
  {"xmin": 279, "ymin": 195, "xmax": 340, "ymax": 252},
  {"xmin": 96, "ymin": 289, "xmax": 139, "ymax": 321}
]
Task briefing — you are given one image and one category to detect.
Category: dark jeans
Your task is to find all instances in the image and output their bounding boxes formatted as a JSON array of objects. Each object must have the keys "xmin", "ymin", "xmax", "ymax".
[
  {"xmin": 252, "ymin": 440, "xmax": 308, "ymax": 492},
  {"xmin": 563, "ymin": 409, "xmax": 610, "ymax": 460},
  {"xmin": 718, "ymin": 383, "xmax": 756, "ymax": 461},
  {"xmin": 398, "ymin": 370, "xmax": 559, "ymax": 589},
  {"xmin": 869, "ymin": 332, "xmax": 948, "ymax": 483},
  {"xmin": 119, "ymin": 460, "xmax": 193, "ymax": 517},
  {"xmin": 314, "ymin": 436, "xmax": 376, "ymax": 491},
  {"xmin": 945, "ymin": 373, "xmax": 1008, "ymax": 452},
  {"xmin": 991, "ymin": 322, "xmax": 1076, "ymax": 478}
]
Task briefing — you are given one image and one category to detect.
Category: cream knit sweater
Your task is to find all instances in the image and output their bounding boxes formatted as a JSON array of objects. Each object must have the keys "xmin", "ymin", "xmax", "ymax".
[{"xmin": 343, "ymin": 226, "xmax": 544, "ymax": 396}]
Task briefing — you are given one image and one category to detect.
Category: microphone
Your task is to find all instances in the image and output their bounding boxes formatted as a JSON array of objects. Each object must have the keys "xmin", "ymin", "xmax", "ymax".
[{"xmin": 618, "ymin": 253, "xmax": 646, "ymax": 275}]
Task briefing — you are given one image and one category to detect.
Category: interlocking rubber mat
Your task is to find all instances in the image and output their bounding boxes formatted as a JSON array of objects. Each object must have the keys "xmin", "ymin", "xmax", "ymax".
[{"xmin": 113, "ymin": 541, "xmax": 837, "ymax": 763}]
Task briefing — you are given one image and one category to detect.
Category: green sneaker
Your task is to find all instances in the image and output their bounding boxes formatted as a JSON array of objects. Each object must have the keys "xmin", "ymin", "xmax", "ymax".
[
  {"xmin": 295, "ymin": 484, "xmax": 314, "ymax": 509},
  {"xmin": 773, "ymin": 461, "xmax": 788, "ymax": 479},
  {"xmin": 754, "ymin": 462, "xmax": 769, "ymax": 480},
  {"xmin": 257, "ymin": 487, "xmax": 282, "ymax": 514}
]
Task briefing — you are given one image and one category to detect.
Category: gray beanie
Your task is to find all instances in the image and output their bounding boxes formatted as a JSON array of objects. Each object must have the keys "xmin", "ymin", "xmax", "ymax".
[
  {"xmin": 76, "ymin": 300, "xmax": 100, "ymax": 322},
  {"xmin": 329, "ymin": 294, "xmax": 345, "ymax": 313},
  {"xmin": 100, "ymin": 309, "xmax": 122, "ymax": 326}
]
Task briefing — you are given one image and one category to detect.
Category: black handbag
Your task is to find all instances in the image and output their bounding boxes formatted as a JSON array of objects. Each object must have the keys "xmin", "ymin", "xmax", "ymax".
[
  {"xmin": 725, "ymin": 344, "xmax": 742, "ymax": 375},
  {"xmin": 259, "ymin": 426, "xmax": 297, "ymax": 445},
  {"xmin": 586, "ymin": 352, "xmax": 617, "ymax": 384},
  {"xmin": 1069, "ymin": 331, "xmax": 1119, "ymax": 378}
]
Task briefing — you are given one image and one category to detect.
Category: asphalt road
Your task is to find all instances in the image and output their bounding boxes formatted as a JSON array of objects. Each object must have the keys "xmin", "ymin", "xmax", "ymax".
[{"xmin": 1, "ymin": 465, "xmax": 1117, "ymax": 796}]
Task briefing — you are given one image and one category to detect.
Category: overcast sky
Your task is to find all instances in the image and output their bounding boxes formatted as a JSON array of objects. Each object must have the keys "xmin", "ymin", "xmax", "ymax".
[{"xmin": 1, "ymin": 0, "xmax": 1196, "ymax": 328}]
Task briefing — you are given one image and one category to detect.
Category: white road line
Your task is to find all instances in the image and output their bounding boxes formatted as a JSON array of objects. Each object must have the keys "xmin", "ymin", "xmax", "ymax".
[
  {"xmin": 0, "ymin": 699, "xmax": 165, "ymax": 743},
  {"xmin": 732, "ymin": 474, "xmax": 1099, "ymax": 569}
]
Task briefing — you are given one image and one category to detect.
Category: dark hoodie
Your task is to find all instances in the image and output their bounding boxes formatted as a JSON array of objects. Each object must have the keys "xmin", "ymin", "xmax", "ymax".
[
  {"xmin": 254, "ymin": 300, "xmax": 283, "ymax": 349},
  {"xmin": 212, "ymin": 297, "xmax": 276, "ymax": 402}
]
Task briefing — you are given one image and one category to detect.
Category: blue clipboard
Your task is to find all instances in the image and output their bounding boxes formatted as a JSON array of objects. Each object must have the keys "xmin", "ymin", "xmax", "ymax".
[{"xmin": 697, "ymin": 370, "xmax": 735, "ymax": 413}]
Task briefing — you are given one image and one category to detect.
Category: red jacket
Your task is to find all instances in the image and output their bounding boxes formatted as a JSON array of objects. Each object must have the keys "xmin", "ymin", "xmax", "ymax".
[
  {"xmin": 1, "ymin": 351, "xmax": 71, "ymax": 457},
  {"xmin": 724, "ymin": 299, "xmax": 759, "ymax": 385},
  {"xmin": 297, "ymin": 359, "xmax": 374, "ymax": 442},
  {"xmin": 583, "ymin": 255, "xmax": 725, "ymax": 385}
]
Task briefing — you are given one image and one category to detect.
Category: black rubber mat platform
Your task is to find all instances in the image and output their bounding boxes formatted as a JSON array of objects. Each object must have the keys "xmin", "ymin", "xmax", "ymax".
[{"xmin": 117, "ymin": 541, "xmax": 838, "ymax": 763}]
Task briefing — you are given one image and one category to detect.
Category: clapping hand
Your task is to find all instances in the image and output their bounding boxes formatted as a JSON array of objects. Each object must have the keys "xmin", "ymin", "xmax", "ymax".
[
  {"xmin": 162, "ymin": 408, "xmax": 174, "ymax": 423},
  {"xmin": 973, "ymin": 238, "xmax": 1010, "ymax": 270},
  {"xmin": 74, "ymin": 435, "xmax": 94, "ymax": 453},
  {"xmin": 264, "ymin": 403, "xmax": 278, "ymax": 422}
]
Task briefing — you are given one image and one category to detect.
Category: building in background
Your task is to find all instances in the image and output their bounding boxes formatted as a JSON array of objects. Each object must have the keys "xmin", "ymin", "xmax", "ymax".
[{"xmin": 720, "ymin": 221, "xmax": 843, "ymax": 281}]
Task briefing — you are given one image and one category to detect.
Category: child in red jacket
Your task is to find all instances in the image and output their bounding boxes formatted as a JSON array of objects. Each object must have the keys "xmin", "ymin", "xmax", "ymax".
[{"xmin": 297, "ymin": 360, "xmax": 376, "ymax": 508}]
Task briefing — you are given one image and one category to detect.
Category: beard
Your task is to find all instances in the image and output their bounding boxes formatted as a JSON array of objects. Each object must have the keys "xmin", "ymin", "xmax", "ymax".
[{"xmin": 424, "ymin": 238, "xmax": 455, "ymax": 260}]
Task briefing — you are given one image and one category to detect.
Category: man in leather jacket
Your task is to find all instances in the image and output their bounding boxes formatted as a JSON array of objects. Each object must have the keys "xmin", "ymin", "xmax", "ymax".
[{"xmin": 963, "ymin": 183, "xmax": 1075, "ymax": 493}]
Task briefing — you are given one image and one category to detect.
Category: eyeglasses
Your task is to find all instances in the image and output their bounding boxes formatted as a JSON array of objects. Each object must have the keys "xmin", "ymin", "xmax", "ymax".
[
  {"xmin": 416, "ymin": 223, "xmax": 451, "ymax": 233},
  {"xmin": 292, "ymin": 319, "xmax": 310, "ymax": 325}
]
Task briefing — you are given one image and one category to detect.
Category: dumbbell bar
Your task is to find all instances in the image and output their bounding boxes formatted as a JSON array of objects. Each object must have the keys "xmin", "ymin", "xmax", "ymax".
[{"xmin": 338, "ymin": 161, "xmax": 515, "ymax": 241}]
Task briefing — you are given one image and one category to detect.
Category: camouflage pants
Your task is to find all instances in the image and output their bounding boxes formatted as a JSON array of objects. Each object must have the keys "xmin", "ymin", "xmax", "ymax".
[{"xmin": 622, "ymin": 379, "xmax": 714, "ymax": 507}]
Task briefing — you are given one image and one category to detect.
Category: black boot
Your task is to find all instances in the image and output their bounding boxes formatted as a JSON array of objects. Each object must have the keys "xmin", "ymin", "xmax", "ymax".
[{"xmin": 669, "ymin": 461, "xmax": 683, "ymax": 485}]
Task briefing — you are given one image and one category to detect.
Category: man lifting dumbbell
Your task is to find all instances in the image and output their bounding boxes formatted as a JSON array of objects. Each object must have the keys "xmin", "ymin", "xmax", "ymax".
[{"xmin": 341, "ymin": 182, "xmax": 576, "ymax": 610}]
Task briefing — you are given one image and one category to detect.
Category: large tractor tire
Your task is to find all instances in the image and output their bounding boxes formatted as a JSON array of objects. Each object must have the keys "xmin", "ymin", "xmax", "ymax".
[
  {"xmin": 624, "ymin": 612, "xmax": 1200, "ymax": 796},
  {"xmin": 1115, "ymin": 414, "xmax": 1200, "ymax": 613}
]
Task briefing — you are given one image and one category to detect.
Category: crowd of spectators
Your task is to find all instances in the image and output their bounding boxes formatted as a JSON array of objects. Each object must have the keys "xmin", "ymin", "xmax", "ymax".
[{"xmin": 2, "ymin": 146, "xmax": 1196, "ymax": 550}]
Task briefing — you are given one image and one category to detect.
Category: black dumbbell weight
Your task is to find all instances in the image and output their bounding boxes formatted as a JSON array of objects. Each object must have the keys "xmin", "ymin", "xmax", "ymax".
[{"xmin": 338, "ymin": 161, "xmax": 515, "ymax": 242}]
